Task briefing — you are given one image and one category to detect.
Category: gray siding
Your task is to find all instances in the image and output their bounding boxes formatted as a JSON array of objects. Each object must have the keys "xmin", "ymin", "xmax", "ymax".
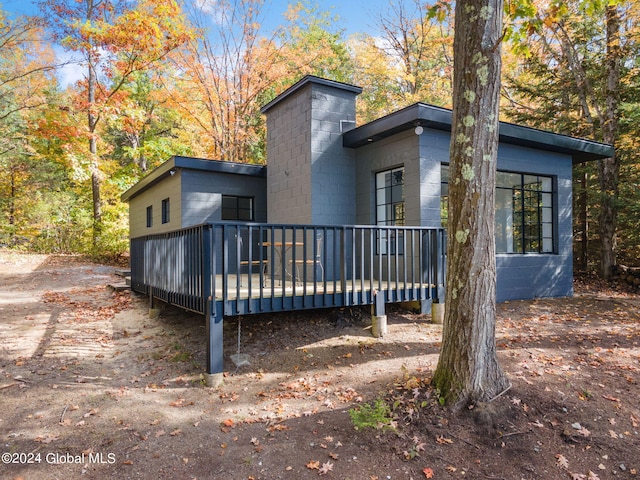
[
  {"xmin": 181, "ymin": 170, "xmax": 267, "ymax": 226},
  {"xmin": 128, "ymin": 169, "xmax": 267, "ymax": 240},
  {"xmin": 265, "ymin": 80, "xmax": 358, "ymax": 225},
  {"xmin": 419, "ymin": 129, "xmax": 450, "ymax": 228},
  {"xmin": 354, "ymin": 129, "xmax": 446, "ymax": 228},
  {"xmin": 355, "ymin": 130, "xmax": 421, "ymax": 225},
  {"xmin": 354, "ymin": 127, "xmax": 574, "ymax": 302},
  {"xmin": 417, "ymin": 131, "xmax": 574, "ymax": 302},
  {"xmin": 309, "ymin": 85, "xmax": 357, "ymax": 225}
]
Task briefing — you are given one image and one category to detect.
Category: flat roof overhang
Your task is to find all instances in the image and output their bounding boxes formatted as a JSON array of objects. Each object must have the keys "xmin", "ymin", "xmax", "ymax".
[
  {"xmin": 343, "ymin": 103, "xmax": 614, "ymax": 163},
  {"xmin": 121, "ymin": 156, "xmax": 266, "ymax": 202}
]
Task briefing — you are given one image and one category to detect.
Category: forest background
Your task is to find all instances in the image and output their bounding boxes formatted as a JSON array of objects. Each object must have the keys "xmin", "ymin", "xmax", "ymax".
[{"xmin": 0, "ymin": 0, "xmax": 638, "ymax": 277}]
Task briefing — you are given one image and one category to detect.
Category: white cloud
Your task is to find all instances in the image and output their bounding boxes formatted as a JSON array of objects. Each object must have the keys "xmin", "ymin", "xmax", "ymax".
[
  {"xmin": 54, "ymin": 46, "xmax": 85, "ymax": 88},
  {"xmin": 191, "ymin": 0, "xmax": 226, "ymax": 26},
  {"xmin": 196, "ymin": 0, "xmax": 220, "ymax": 15}
]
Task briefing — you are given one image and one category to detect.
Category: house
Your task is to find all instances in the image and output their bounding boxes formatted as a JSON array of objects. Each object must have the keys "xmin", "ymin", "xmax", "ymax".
[
  {"xmin": 122, "ymin": 156, "xmax": 267, "ymax": 237},
  {"xmin": 122, "ymin": 75, "xmax": 613, "ymax": 303}
]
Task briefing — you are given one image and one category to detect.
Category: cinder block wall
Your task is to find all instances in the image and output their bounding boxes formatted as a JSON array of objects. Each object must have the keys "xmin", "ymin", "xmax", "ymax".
[
  {"xmin": 309, "ymin": 85, "xmax": 359, "ymax": 225},
  {"xmin": 263, "ymin": 77, "xmax": 361, "ymax": 225},
  {"xmin": 264, "ymin": 87, "xmax": 313, "ymax": 224}
]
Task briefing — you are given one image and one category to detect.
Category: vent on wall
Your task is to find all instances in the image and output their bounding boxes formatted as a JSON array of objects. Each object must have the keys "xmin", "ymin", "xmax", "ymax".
[{"xmin": 340, "ymin": 120, "xmax": 356, "ymax": 133}]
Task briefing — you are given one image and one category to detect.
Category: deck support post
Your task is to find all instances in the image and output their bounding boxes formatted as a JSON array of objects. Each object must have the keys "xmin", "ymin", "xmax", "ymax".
[
  {"xmin": 431, "ymin": 300, "xmax": 444, "ymax": 324},
  {"xmin": 148, "ymin": 294, "xmax": 161, "ymax": 319},
  {"xmin": 371, "ymin": 290, "xmax": 387, "ymax": 338},
  {"xmin": 204, "ymin": 298, "xmax": 224, "ymax": 387}
]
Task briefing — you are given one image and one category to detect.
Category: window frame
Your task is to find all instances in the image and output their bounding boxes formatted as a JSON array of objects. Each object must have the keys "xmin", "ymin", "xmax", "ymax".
[
  {"xmin": 221, "ymin": 195, "xmax": 255, "ymax": 222},
  {"xmin": 375, "ymin": 166, "xmax": 405, "ymax": 255},
  {"xmin": 146, "ymin": 205, "xmax": 153, "ymax": 228},
  {"xmin": 441, "ymin": 164, "xmax": 557, "ymax": 254},
  {"xmin": 161, "ymin": 198, "xmax": 170, "ymax": 224}
]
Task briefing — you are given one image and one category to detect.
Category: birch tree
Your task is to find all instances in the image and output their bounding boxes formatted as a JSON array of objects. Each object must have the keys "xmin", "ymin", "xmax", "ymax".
[{"xmin": 432, "ymin": 0, "xmax": 511, "ymax": 407}]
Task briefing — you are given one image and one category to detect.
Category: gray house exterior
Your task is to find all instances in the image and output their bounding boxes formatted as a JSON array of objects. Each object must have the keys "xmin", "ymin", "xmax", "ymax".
[
  {"xmin": 122, "ymin": 156, "xmax": 267, "ymax": 239},
  {"xmin": 122, "ymin": 75, "xmax": 614, "ymax": 303}
]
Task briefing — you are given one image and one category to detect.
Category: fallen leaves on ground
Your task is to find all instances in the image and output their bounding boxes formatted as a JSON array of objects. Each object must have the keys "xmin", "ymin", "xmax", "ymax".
[
  {"xmin": 318, "ymin": 461, "xmax": 334, "ymax": 475},
  {"xmin": 556, "ymin": 454, "xmax": 569, "ymax": 469}
]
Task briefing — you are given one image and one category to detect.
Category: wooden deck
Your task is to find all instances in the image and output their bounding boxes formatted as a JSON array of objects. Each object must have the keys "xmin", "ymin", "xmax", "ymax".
[{"xmin": 130, "ymin": 222, "xmax": 446, "ymax": 374}]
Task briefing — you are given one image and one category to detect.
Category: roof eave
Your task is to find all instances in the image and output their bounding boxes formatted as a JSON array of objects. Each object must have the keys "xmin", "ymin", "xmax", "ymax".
[
  {"xmin": 343, "ymin": 103, "xmax": 614, "ymax": 163},
  {"xmin": 120, "ymin": 156, "xmax": 267, "ymax": 202},
  {"xmin": 260, "ymin": 75, "xmax": 363, "ymax": 114},
  {"xmin": 121, "ymin": 157, "xmax": 177, "ymax": 203}
]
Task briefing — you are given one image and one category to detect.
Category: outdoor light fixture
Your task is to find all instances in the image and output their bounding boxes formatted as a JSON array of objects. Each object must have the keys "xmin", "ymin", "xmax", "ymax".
[{"xmin": 414, "ymin": 125, "xmax": 424, "ymax": 135}]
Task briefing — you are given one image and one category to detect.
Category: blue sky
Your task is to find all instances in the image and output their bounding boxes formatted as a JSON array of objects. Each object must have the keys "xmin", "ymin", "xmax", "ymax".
[
  {"xmin": 2, "ymin": 0, "xmax": 392, "ymax": 37},
  {"xmin": 259, "ymin": 0, "xmax": 389, "ymax": 36},
  {"xmin": 1, "ymin": 0, "xmax": 394, "ymax": 86}
]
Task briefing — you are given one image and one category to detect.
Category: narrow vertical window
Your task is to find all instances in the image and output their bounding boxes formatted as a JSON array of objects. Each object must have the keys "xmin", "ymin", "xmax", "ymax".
[
  {"xmin": 161, "ymin": 198, "xmax": 170, "ymax": 224},
  {"xmin": 146, "ymin": 205, "xmax": 153, "ymax": 228},
  {"xmin": 440, "ymin": 164, "xmax": 449, "ymax": 227},
  {"xmin": 376, "ymin": 166, "xmax": 405, "ymax": 254}
]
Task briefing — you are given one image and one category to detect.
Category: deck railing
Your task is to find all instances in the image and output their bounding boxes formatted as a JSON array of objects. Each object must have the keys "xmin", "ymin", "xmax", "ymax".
[
  {"xmin": 131, "ymin": 222, "xmax": 446, "ymax": 315},
  {"xmin": 130, "ymin": 222, "xmax": 446, "ymax": 374}
]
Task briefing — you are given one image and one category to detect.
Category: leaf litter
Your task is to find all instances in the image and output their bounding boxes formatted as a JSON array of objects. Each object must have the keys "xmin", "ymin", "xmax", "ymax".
[{"xmin": 0, "ymin": 254, "xmax": 639, "ymax": 479}]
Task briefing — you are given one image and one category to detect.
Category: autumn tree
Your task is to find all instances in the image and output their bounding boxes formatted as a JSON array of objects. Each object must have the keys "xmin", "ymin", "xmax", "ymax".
[
  {"xmin": 350, "ymin": 0, "xmax": 454, "ymax": 122},
  {"xmin": 502, "ymin": 0, "xmax": 638, "ymax": 276},
  {"xmin": 26, "ymin": 91, "xmax": 95, "ymax": 253},
  {"xmin": 0, "ymin": 9, "xmax": 59, "ymax": 246},
  {"xmin": 104, "ymin": 70, "xmax": 194, "ymax": 174},
  {"xmin": 39, "ymin": 0, "xmax": 192, "ymax": 248},
  {"xmin": 171, "ymin": 0, "xmax": 353, "ymax": 164},
  {"xmin": 0, "ymin": 11, "xmax": 56, "ymax": 121},
  {"xmin": 276, "ymin": 2, "xmax": 354, "ymax": 85},
  {"xmin": 432, "ymin": 0, "xmax": 511, "ymax": 406}
]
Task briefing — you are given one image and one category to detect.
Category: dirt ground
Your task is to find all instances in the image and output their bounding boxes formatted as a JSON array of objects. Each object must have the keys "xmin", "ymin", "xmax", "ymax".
[{"xmin": 1, "ymin": 251, "xmax": 639, "ymax": 480}]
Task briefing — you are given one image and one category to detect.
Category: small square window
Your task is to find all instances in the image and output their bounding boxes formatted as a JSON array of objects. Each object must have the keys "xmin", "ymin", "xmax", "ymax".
[{"xmin": 222, "ymin": 195, "xmax": 254, "ymax": 221}]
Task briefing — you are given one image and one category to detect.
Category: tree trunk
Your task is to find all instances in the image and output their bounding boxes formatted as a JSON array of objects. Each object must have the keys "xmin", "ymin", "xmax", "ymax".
[
  {"xmin": 9, "ymin": 167, "xmax": 15, "ymax": 227},
  {"xmin": 83, "ymin": 0, "xmax": 102, "ymax": 248},
  {"xmin": 88, "ymin": 51, "xmax": 102, "ymax": 247},
  {"xmin": 432, "ymin": 0, "xmax": 510, "ymax": 408},
  {"xmin": 598, "ymin": 4, "xmax": 621, "ymax": 278},
  {"xmin": 579, "ymin": 171, "xmax": 588, "ymax": 271}
]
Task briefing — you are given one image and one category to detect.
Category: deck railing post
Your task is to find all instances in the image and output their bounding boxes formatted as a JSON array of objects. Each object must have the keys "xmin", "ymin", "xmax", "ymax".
[
  {"xmin": 340, "ymin": 227, "xmax": 347, "ymax": 304},
  {"xmin": 429, "ymin": 229, "xmax": 446, "ymax": 323},
  {"xmin": 203, "ymin": 225, "xmax": 224, "ymax": 385},
  {"xmin": 204, "ymin": 297, "xmax": 224, "ymax": 385}
]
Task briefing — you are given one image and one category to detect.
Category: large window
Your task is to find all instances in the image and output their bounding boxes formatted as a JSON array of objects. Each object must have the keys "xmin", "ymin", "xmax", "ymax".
[
  {"xmin": 376, "ymin": 167, "xmax": 405, "ymax": 254},
  {"xmin": 441, "ymin": 165, "xmax": 555, "ymax": 254},
  {"xmin": 496, "ymin": 172, "xmax": 554, "ymax": 253},
  {"xmin": 222, "ymin": 195, "xmax": 254, "ymax": 221},
  {"xmin": 376, "ymin": 167, "xmax": 405, "ymax": 226}
]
